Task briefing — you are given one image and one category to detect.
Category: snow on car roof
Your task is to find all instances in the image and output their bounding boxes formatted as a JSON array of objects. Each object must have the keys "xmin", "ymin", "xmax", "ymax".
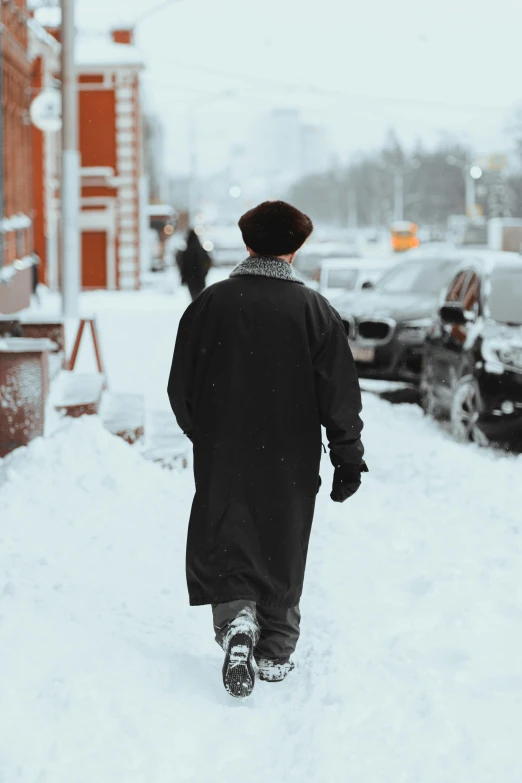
[{"xmin": 319, "ymin": 257, "xmax": 386, "ymax": 270}]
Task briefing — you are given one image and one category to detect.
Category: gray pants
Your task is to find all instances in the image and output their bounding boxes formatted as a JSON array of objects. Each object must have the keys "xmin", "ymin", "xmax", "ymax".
[{"xmin": 212, "ymin": 599, "xmax": 301, "ymax": 664}]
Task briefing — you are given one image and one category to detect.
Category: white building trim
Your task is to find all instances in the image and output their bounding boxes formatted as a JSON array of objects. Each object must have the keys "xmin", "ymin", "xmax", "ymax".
[
  {"xmin": 118, "ymin": 160, "xmax": 135, "ymax": 173},
  {"xmin": 117, "ymin": 130, "xmax": 135, "ymax": 145},
  {"xmin": 119, "ymin": 273, "xmax": 139, "ymax": 290},
  {"xmin": 119, "ymin": 248, "xmax": 137, "ymax": 259},
  {"xmin": 116, "ymin": 100, "xmax": 134, "ymax": 115},
  {"xmin": 116, "ymin": 115, "xmax": 134, "ymax": 130},
  {"xmin": 116, "ymin": 87, "xmax": 133, "ymax": 101},
  {"xmin": 117, "ymin": 147, "xmax": 135, "ymax": 161},
  {"xmin": 119, "ymin": 186, "xmax": 135, "ymax": 200},
  {"xmin": 119, "ymin": 261, "xmax": 138, "ymax": 273}
]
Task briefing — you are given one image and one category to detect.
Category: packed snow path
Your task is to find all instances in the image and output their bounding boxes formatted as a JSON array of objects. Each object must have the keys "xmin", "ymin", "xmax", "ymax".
[{"xmin": 2, "ymin": 280, "xmax": 522, "ymax": 782}]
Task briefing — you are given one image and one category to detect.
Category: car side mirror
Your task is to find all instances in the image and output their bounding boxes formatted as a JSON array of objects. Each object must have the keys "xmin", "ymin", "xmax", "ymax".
[
  {"xmin": 361, "ymin": 280, "xmax": 374, "ymax": 290},
  {"xmin": 439, "ymin": 303, "xmax": 468, "ymax": 326}
]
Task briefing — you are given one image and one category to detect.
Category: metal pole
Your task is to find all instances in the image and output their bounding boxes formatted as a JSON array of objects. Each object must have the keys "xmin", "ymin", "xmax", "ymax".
[
  {"xmin": 394, "ymin": 170, "xmax": 404, "ymax": 221},
  {"xmin": 347, "ymin": 187, "xmax": 357, "ymax": 228},
  {"xmin": 465, "ymin": 169, "xmax": 475, "ymax": 217},
  {"xmin": 61, "ymin": 0, "xmax": 80, "ymax": 317}
]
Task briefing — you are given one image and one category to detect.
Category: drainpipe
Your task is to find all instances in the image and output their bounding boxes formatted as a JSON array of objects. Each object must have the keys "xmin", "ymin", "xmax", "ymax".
[
  {"xmin": 61, "ymin": 0, "xmax": 80, "ymax": 316},
  {"xmin": 0, "ymin": 23, "xmax": 4, "ymax": 271}
]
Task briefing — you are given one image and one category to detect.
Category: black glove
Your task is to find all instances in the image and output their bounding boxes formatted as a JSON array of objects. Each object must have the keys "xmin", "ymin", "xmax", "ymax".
[{"xmin": 331, "ymin": 462, "xmax": 368, "ymax": 503}]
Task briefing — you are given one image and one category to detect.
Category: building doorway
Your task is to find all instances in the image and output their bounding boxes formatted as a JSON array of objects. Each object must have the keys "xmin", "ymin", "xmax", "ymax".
[{"xmin": 81, "ymin": 230, "xmax": 108, "ymax": 289}]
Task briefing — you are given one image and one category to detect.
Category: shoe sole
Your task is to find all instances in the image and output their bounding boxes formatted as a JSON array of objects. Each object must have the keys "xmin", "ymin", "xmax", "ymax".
[{"xmin": 223, "ymin": 633, "xmax": 255, "ymax": 698}]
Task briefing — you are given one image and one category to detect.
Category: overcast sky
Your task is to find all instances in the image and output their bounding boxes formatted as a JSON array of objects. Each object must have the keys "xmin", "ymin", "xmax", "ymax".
[{"xmin": 75, "ymin": 0, "xmax": 522, "ymax": 176}]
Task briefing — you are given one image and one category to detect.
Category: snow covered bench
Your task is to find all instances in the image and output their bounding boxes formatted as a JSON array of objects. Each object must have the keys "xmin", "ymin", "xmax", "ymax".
[
  {"xmin": 100, "ymin": 393, "xmax": 145, "ymax": 444},
  {"xmin": 54, "ymin": 372, "xmax": 105, "ymax": 419},
  {"xmin": 142, "ymin": 410, "xmax": 189, "ymax": 469}
]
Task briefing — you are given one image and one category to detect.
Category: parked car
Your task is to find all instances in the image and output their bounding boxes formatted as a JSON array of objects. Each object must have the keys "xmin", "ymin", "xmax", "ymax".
[
  {"xmin": 390, "ymin": 221, "xmax": 420, "ymax": 253},
  {"xmin": 420, "ymin": 252, "xmax": 522, "ymax": 446},
  {"xmin": 335, "ymin": 250, "xmax": 463, "ymax": 383},
  {"xmin": 316, "ymin": 258, "xmax": 390, "ymax": 302},
  {"xmin": 294, "ymin": 241, "xmax": 360, "ymax": 278}
]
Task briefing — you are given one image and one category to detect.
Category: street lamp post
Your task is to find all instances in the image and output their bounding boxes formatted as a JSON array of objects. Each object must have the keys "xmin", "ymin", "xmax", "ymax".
[
  {"xmin": 468, "ymin": 165, "xmax": 483, "ymax": 217},
  {"xmin": 446, "ymin": 155, "xmax": 482, "ymax": 217},
  {"xmin": 393, "ymin": 169, "xmax": 404, "ymax": 222}
]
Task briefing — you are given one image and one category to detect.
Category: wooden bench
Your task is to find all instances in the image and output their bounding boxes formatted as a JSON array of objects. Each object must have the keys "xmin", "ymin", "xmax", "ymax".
[
  {"xmin": 54, "ymin": 371, "xmax": 105, "ymax": 418},
  {"xmin": 142, "ymin": 410, "xmax": 190, "ymax": 469},
  {"xmin": 100, "ymin": 393, "xmax": 145, "ymax": 444}
]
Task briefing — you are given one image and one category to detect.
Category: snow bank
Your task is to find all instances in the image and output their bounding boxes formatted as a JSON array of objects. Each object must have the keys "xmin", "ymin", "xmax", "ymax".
[
  {"xmin": 1, "ymin": 396, "xmax": 522, "ymax": 782},
  {"xmin": 4, "ymin": 275, "xmax": 522, "ymax": 781}
]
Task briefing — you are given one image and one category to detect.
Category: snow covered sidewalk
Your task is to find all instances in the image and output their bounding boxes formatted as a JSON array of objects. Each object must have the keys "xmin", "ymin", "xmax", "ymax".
[{"xmin": 1, "ymin": 389, "xmax": 522, "ymax": 782}]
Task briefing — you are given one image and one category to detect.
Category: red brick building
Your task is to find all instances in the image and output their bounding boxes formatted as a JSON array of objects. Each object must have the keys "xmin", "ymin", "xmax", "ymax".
[
  {"xmin": 0, "ymin": 0, "xmax": 35, "ymax": 313},
  {"xmin": 28, "ymin": 14, "xmax": 61, "ymax": 294},
  {"xmin": 36, "ymin": 9, "xmax": 147, "ymax": 291}
]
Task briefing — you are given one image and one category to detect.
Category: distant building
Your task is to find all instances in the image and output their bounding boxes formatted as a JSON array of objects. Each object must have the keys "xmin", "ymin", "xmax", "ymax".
[
  {"xmin": 0, "ymin": 0, "xmax": 36, "ymax": 313},
  {"xmin": 36, "ymin": 9, "xmax": 147, "ymax": 290},
  {"xmin": 268, "ymin": 108, "xmax": 302, "ymax": 180},
  {"xmin": 255, "ymin": 109, "xmax": 330, "ymax": 192},
  {"xmin": 301, "ymin": 124, "xmax": 329, "ymax": 176}
]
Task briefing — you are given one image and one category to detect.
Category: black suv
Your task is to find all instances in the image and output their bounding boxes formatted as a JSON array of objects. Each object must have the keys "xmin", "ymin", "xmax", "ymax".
[
  {"xmin": 421, "ymin": 252, "xmax": 522, "ymax": 446},
  {"xmin": 335, "ymin": 251, "xmax": 462, "ymax": 383}
]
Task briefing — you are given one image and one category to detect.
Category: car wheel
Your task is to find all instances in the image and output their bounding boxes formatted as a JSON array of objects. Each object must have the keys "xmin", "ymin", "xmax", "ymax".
[
  {"xmin": 420, "ymin": 360, "xmax": 444, "ymax": 420},
  {"xmin": 450, "ymin": 375, "xmax": 489, "ymax": 446}
]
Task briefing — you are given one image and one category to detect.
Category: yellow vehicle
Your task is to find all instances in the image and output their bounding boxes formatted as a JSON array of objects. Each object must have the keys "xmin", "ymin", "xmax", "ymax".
[{"xmin": 390, "ymin": 221, "xmax": 420, "ymax": 253}]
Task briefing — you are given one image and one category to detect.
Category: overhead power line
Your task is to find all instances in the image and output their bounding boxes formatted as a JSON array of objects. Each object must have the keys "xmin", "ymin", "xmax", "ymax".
[
  {"xmin": 134, "ymin": 0, "xmax": 186, "ymax": 25},
  {"xmin": 148, "ymin": 56, "xmax": 512, "ymax": 114}
]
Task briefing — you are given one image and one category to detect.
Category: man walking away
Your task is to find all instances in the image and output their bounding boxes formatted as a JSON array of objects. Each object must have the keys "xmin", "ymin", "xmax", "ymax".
[
  {"xmin": 179, "ymin": 228, "xmax": 212, "ymax": 300},
  {"xmin": 168, "ymin": 201, "xmax": 367, "ymax": 698}
]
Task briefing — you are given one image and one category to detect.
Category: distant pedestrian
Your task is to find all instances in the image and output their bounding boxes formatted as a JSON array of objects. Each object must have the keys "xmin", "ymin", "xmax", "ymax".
[
  {"xmin": 179, "ymin": 229, "xmax": 211, "ymax": 300},
  {"xmin": 168, "ymin": 201, "xmax": 367, "ymax": 698}
]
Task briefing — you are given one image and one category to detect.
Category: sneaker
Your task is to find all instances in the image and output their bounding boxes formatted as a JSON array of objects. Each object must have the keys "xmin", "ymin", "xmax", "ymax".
[
  {"xmin": 223, "ymin": 632, "xmax": 256, "ymax": 698},
  {"xmin": 256, "ymin": 657, "xmax": 295, "ymax": 682}
]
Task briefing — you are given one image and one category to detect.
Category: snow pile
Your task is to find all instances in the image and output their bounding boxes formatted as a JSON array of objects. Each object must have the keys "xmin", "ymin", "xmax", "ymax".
[
  {"xmin": 5, "ymin": 275, "xmax": 522, "ymax": 781},
  {"xmin": 1, "ymin": 394, "xmax": 522, "ymax": 781}
]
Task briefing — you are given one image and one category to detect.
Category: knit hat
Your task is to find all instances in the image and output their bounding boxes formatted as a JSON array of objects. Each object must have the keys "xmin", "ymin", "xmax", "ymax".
[{"xmin": 238, "ymin": 200, "xmax": 313, "ymax": 256}]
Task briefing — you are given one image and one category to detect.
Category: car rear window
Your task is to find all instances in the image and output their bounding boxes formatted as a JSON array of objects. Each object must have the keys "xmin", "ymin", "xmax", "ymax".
[
  {"xmin": 377, "ymin": 259, "xmax": 458, "ymax": 293},
  {"xmin": 488, "ymin": 271, "xmax": 522, "ymax": 325},
  {"xmin": 326, "ymin": 269, "xmax": 359, "ymax": 289}
]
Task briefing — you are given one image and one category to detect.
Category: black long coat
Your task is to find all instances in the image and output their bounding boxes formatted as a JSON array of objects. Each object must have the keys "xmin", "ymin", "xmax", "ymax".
[{"xmin": 168, "ymin": 260, "xmax": 365, "ymax": 608}]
